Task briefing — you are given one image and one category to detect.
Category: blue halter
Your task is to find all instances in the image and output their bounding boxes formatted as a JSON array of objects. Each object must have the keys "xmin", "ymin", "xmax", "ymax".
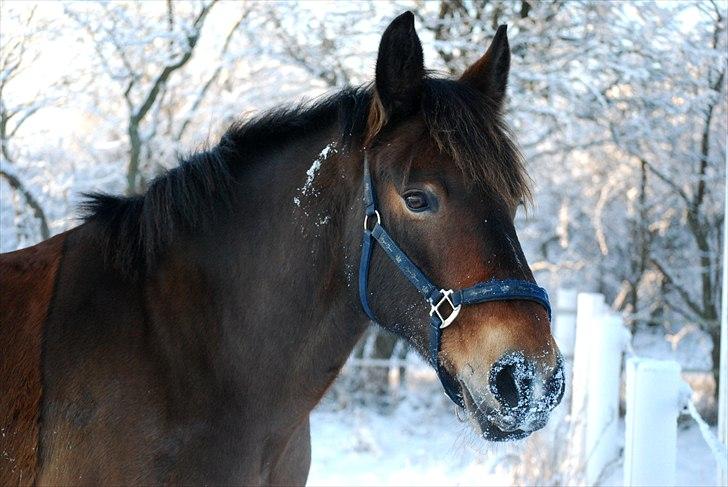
[{"xmin": 358, "ymin": 155, "xmax": 551, "ymax": 407}]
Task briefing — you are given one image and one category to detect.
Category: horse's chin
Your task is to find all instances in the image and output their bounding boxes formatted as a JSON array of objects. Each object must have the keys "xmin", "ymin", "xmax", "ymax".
[
  {"xmin": 459, "ymin": 379, "xmax": 544, "ymax": 443},
  {"xmin": 470, "ymin": 407, "xmax": 535, "ymax": 443},
  {"xmin": 479, "ymin": 423, "xmax": 532, "ymax": 442}
]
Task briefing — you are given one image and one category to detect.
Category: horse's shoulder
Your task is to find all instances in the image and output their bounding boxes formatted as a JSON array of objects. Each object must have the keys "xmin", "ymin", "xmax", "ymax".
[{"xmin": 0, "ymin": 231, "xmax": 67, "ymax": 486}]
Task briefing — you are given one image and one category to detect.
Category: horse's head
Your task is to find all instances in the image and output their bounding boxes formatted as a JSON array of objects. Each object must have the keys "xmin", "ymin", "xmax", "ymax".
[{"xmin": 359, "ymin": 12, "xmax": 564, "ymax": 441}]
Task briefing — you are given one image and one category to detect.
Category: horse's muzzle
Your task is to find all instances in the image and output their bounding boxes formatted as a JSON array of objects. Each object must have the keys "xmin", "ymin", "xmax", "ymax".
[{"xmin": 460, "ymin": 352, "xmax": 565, "ymax": 442}]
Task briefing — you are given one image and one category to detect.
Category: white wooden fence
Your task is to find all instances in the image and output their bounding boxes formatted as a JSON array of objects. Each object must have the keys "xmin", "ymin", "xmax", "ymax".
[
  {"xmin": 623, "ymin": 357, "xmax": 682, "ymax": 486},
  {"xmin": 554, "ymin": 289, "xmax": 728, "ymax": 486},
  {"xmin": 344, "ymin": 287, "xmax": 727, "ymax": 485}
]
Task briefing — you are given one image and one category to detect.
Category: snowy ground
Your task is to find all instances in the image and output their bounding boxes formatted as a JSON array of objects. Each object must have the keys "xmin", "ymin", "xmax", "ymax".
[
  {"xmin": 309, "ymin": 395, "xmax": 720, "ymax": 486},
  {"xmin": 309, "ymin": 386, "xmax": 512, "ymax": 486},
  {"xmin": 308, "ymin": 363, "xmax": 722, "ymax": 486}
]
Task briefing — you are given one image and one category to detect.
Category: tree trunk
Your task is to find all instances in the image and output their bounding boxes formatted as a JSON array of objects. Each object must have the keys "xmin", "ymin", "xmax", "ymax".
[{"xmin": 369, "ymin": 330, "xmax": 400, "ymax": 402}]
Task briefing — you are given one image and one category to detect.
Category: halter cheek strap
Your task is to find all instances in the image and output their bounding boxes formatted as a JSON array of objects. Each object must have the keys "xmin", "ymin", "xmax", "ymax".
[{"xmin": 358, "ymin": 155, "xmax": 551, "ymax": 407}]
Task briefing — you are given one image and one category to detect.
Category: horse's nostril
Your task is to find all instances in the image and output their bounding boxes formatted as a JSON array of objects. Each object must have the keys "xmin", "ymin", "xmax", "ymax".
[
  {"xmin": 489, "ymin": 353, "xmax": 535, "ymax": 410},
  {"xmin": 493, "ymin": 365, "xmax": 520, "ymax": 408}
]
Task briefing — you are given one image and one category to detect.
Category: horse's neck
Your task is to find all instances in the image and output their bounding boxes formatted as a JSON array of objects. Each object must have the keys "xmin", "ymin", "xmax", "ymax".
[{"xmin": 146, "ymin": 128, "xmax": 367, "ymax": 428}]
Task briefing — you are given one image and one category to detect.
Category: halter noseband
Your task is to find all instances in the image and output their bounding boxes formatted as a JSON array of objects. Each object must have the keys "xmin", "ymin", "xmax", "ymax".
[{"xmin": 358, "ymin": 155, "xmax": 551, "ymax": 407}]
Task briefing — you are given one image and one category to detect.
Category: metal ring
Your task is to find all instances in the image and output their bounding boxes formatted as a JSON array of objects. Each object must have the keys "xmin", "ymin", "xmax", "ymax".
[{"xmin": 363, "ymin": 210, "xmax": 381, "ymax": 230}]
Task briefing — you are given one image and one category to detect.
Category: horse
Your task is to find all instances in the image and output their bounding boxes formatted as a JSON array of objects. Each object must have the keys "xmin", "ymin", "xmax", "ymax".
[{"xmin": 1, "ymin": 12, "xmax": 564, "ymax": 485}]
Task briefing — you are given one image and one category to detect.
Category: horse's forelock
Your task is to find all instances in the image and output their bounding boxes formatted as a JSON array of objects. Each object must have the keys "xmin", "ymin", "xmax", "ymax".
[
  {"xmin": 370, "ymin": 77, "xmax": 531, "ymax": 208},
  {"xmin": 421, "ymin": 78, "xmax": 531, "ymax": 208}
]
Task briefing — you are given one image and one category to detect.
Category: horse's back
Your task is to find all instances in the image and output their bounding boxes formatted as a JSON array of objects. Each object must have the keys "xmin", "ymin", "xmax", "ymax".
[{"xmin": 1, "ymin": 233, "xmax": 67, "ymax": 486}]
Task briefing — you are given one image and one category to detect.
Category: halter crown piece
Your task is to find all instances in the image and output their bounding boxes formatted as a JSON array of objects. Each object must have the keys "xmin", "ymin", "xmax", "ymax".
[{"xmin": 358, "ymin": 155, "xmax": 552, "ymax": 407}]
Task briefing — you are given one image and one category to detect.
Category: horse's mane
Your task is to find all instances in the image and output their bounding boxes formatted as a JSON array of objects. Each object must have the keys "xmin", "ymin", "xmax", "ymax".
[{"xmin": 82, "ymin": 79, "xmax": 530, "ymax": 279}]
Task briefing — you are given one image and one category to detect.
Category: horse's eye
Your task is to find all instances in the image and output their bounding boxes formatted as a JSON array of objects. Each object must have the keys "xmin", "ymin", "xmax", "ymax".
[{"xmin": 404, "ymin": 191, "xmax": 430, "ymax": 212}]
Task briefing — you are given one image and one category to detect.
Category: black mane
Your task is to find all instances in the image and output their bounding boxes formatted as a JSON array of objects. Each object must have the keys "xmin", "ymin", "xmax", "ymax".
[{"xmin": 82, "ymin": 80, "xmax": 529, "ymax": 279}]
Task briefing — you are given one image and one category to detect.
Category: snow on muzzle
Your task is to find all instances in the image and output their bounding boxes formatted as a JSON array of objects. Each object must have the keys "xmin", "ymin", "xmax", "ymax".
[{"xmin": 460, "ymin": 352, "xmax": 565, "ymax": 441}]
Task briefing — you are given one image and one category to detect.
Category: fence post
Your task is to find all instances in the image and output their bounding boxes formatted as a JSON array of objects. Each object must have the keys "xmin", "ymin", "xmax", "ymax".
[
  {"xmin": 554, "ymin": 289, "xmax": 578, "ymax": 362},
  {"xmin": 585, "ymin": 312, "xmax": 629, "ymax": 485},
  {"xmin": 570, "ymin": 292, "xmax": 607, "ymax": 478},
  {"xmin": 554, "ymin": 289, "xmax": 577, "ymax": 408},
  {"xmin": 624, "ymin": 358, "xmax": 681, "ymax": 487},
  {"xmin": 571, "ymin": 293, "xmax": 607, "ymax": 416}
]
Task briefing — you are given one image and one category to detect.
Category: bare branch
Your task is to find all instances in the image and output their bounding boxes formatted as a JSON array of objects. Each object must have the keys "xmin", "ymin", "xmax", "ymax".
[
  {"xmin": 641, "ymin": 158, "xmax": 691, "ymax": 205},
  {"xmin": 0, "ymin": 167, "xmax": 50, "ymax": 239},
  {"xmin": 266, "ymin": 9, "xmax": 342, "ymax": 87},
  {"xmin": 650, "ymin": 257, "xmax": 705, "ymax": 318},
  {"xmin": 176, "ymin": 8, "xmax": 248, "ymax": 140},
  {"xmin": 132, "ymin": 0, "xmax": 216, "ymax": 123}
]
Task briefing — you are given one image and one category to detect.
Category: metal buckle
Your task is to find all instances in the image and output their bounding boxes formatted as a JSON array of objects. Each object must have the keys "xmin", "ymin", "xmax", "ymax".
[
  {"xmin": 429, "ymin": 289, "xmax": 462, "ymax": 329},
  {"xmin": 363, "ymin": 210, "xmax": 381, "ymax": 231}
]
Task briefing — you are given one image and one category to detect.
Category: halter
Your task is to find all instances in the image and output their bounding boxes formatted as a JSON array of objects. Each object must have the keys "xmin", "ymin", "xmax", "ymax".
[{"xmin": 358, "ymin": 155, "xmax": 551, "ymax": 407}]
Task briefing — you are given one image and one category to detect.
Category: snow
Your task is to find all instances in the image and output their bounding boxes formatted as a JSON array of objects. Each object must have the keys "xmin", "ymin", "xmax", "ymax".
[
  {"xmin": 672, "ymin": 423, "xmax": 726, "ymax": 487},
  {"xmin": 309, "ymin": 394, "xmax": 511, "ymax": 486},
  {"xmin": 309, "ymin": 360, "xmax": 722, "ymax": 486},
  {"xmin": 300, "ymin": 142, "xmax": 336, "ymax": 197},
  {"xmin": 310, "ymin": 392, "xmax": 721, "ymax": 486},
  {"xmin": 600, "ymin": 418, "xmax": 722, "ymax": 487}
]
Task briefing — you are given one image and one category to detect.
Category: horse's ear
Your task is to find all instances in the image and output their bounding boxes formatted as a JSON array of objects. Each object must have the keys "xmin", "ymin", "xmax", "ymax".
[
  {"xmin": 460, "ymin": 24, "xmax": 511, "ymax": 110},
  {"xmin": 373, "ymin": 11, "xmax": 424, "ymax": 122}
]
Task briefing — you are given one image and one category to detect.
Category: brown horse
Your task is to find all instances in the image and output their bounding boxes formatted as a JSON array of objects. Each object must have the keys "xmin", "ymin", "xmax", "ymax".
[{"xmin": 1, "ymin": 12, "xmax": 563, "ymax": 485}]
